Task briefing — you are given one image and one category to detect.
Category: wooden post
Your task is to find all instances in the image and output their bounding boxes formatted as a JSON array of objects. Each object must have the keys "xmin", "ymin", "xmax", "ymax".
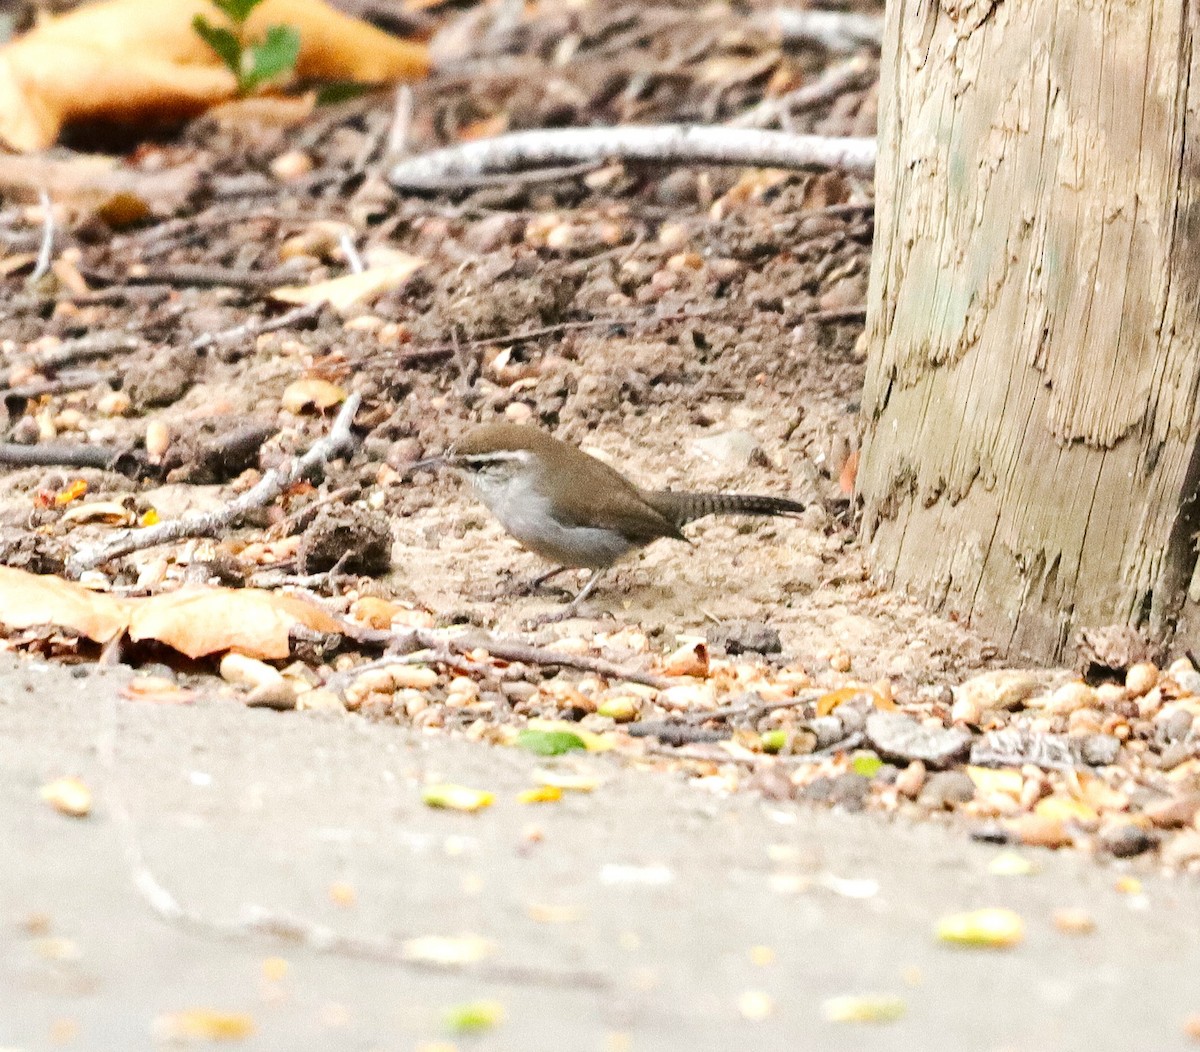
[{"xmin": 857, "ymin": 0, "xmax": 1200, "ymax": 662}]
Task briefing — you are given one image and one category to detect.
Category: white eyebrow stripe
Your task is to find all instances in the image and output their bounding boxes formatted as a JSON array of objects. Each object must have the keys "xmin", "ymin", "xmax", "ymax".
[{"xmin": 457, "ymin": 450, "xmax": 527, "ymax": 465}]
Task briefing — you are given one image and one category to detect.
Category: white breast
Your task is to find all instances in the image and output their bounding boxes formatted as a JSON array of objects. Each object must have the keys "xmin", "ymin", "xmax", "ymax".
[{"xmin": 469, "ymin": 468, "xmax": 633, "ymax": 569}]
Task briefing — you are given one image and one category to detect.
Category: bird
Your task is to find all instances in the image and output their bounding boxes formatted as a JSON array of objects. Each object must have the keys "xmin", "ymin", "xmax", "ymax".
[{"xmin": 417, "ymin": 423, "xmax": 807, "ymax": 621}]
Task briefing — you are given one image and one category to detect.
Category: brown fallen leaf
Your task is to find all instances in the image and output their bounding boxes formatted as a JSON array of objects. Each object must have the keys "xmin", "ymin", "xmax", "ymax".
[
  {"xmin": 0, "ymin": 0, "xmax": 430, "ymax": 152},
  {"xmin": 0, "ymin": 567, "xmax": 128, "ymax": 645},
  {"xmin": 0, "ymin": 568, "xmax": 343, "ymax": 661},
  {"xmin": 128, "ymin": 588, "xmax": 342, "ymax": 660}
]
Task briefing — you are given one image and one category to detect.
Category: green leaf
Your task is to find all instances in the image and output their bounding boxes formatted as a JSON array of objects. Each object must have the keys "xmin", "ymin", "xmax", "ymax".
[
  {"xmin": 212, "ymin": 0, "xmax": 264, "ymax": 24},
  {"xmin": 516, "ymin": 729, "xmax": 587, "ymax": 756},
  {"xmin": 760, "ymin": 729, "xmax": 788, "ymax": 754},
  {"xmin": 851, "ymin": 753, "xmax": 884, "ymax": 778},
  {"xmin": 443, "ymin": 1000, "xmax": 505, "ymax": 1034},
  {"xmin": 192, "ymin": 16, "xmax": 242, "ymax": 76},
  {"xmin": 242, "ymin": 24, "xmax": 301, "ymax": 92}
]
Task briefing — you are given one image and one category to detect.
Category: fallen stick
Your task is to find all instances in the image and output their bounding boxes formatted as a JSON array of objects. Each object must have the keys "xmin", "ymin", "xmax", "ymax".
[
  {"xmin": 190, "ymin": 300, "xmax": 326, "ymax": 353},
  {"xmin": 333, "ymin": 626, "xmax": 672, "ymax": 691},
  {"xmin": 66, "ymin": 394, "xmax": 361, "ymax": 576},
  {"xmin": 389, "ymin": 125, "xmax": 877, "ymax": 191},
  {"xmin": 728, "ymin": 56, "xmax": 875, "ymax": 130},
  {"xmin": 0, "ymin": 440, "xmax": 144, "ymax": 475}
]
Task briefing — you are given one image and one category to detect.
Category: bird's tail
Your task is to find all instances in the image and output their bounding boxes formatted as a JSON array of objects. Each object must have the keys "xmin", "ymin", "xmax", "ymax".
[{"xmin": 646, "ymin": 491, "xmax": 806, "ymax": 528}]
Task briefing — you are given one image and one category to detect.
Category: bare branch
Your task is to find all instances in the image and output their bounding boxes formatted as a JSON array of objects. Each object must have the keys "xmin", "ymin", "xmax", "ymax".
[
  {"xmin": 29, "ymin": 190, "xmax": 54, "ymax": 283},
  {"xmin": 66, "ymin": 395, "xmax": 361, "ymax": 576},
  {"xmin": 389, "ymin": 125, "xmax": 877, "ymax": 191}
]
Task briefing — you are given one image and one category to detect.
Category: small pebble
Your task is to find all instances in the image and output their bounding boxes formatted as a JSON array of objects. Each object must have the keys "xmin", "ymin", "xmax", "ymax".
[
  {"xmin": 1099, "ymin": 822, "xmax": 1156, "ymax": 858},
  {"xmin": 706, "ymin": 621, "xmax": 782, "ymax": 656},
  {"xmin": 1079, "ymin": 734, "xmax": 1121, "ymax": 766},
  {"xmin": 917, "ymin": 770, "xmax": 976, "ymax": 810},
  {"xmin": 953, "ymin": 670, "xmax": 1040, "ymax": 712},
  {"xmin": 1052, "ymin": 908, "xmax": 1096, "ymax": 935},
  {"xmin": 1125, "ymin": 662, "xmax": 1158, "ymax": 698}
]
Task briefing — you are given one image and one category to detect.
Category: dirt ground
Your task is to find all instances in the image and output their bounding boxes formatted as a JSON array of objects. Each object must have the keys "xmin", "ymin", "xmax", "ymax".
[{"xmin": 0, "ymin": 0, "xmax": 992, "ymax": 689}]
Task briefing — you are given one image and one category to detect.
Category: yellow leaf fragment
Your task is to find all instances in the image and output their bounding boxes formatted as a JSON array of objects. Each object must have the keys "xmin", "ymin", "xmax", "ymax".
[
  {"xmin": 421, "ymin": 784, "xmax": 494, "ymax": 812},
  {"xmin": 1034, "ymin": 795, "xmax": 1099, "ymax": 824},
  {"xmin": 152, "ymin": 1009, "xmax": 255, "ymax": 1042},
  {"xmin": 517, "ymin": 785, "xmax": 563, "ymax": 804},
  {"xmin": 401, "ymin": 933, "xmax": 495, "ymax": 966},
  {"xmin": 40, "ymin": 776, "xmax": 91, "ymax": 817},
  {"xmin": 737, "ymin": 990, "xmax": 775, "ymax": 1021},
  {"xmin": 822, "ymin": 994, "xmax": 907, "ymax": 1024},
  {"xmin": 54, "ymin": 479, "xmax": 87, "ymax": 505},
  {"xmin": 270, "ymin": 255, "xmax": 425, "ymax": 315},
  {"xmin": 966, "ymin": 766, "xmax": 1023, "ymax": 799},
  {"xmin": 280, "ymin": 378, "xmax": 347, "ymax": 414},
  {"xmin": 443, "ymin": 999, "xmax": 505, "ymax": 1034},
  {"xmin": 935, "ymin": 908, "xmax": 1024, "ymax": 949},
  {"xmin": 987, "ymin": 851, "xmax": 1036, "ymax": 877}
]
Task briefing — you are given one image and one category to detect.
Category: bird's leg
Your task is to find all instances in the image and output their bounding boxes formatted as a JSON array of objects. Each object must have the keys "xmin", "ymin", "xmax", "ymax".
[
  {"xmin": 496, "ymin": 565, "xmax": 572, "ymax": 599},
  {"xmin": 526, "ymin": 569, "xmax": 607, "ymax": 626}
]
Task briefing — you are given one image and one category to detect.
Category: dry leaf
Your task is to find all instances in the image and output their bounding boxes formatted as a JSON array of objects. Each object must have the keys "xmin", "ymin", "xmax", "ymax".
[
  {"xmin": 128, "ymin": 588, "xmax": 342, "ymax": 660},
  {"xmin": 838, "ymin": 448, "xmax": 860, "ymax": 495},
  {"xmin": 40, "ymin": 776, "xmax": 92, "ymax": 817},
  {"xmin": 60, "ymin": 500, "xmax": 136, "ymax": 526},
  {"xmin": 281, "ymin": 378, "xmax": 347, "ymax": 414},
  {"xmin": 0, "ymin": 0, "xmax": 430, "ymax": 152},
  {"xmin": 0, "ymin": 567, "xmax": 128, "ymax": 644},
  {"xmin": 270, "ymin": 255, "xmax": 426, "ymax": 315}
]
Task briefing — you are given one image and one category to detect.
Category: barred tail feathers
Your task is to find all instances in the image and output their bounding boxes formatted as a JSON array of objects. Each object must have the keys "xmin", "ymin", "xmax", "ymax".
[{"xmin": 647, "ymin": 491, "xmax": 806, "ymax": 528}]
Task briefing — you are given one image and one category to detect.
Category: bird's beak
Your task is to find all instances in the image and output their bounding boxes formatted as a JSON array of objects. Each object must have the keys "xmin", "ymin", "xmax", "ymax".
[{"xmin": 404, "ymin": 454, "xmax": 446, "ymax": 475}]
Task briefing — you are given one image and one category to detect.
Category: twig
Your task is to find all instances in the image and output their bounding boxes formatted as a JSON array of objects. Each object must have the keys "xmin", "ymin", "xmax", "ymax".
[
  {"xmin": 419, "ymin": 161, "xmax": 603, "ymax": 193},
  {"xmin": 370, "ymin": 307, "xmax": 727, "ymax": 366},
  {"xmin": 385, "ymin": 83, "xmax": 414, "ymax": 160},
  {"xmin": 190, "ymin": 300, "xmax": 326, "ymax": 353},
  {"xmin": 29, "ymin": 331, "xmax": 142, "ymax": 370},
  {"xmin": 338, "ymin": 230, "xmax": 366, "ymax": 275},
  {"xmin": 728, "ymin": 56, "xmax": 874, "ymax": 129},
  {"xmin": 806, "ymin": 305, "xmax": 866, "ymax": 324},
  {"xmin": 389, "ymin": 126, "xmax": 877, "ymax": 191},
  {"xmin": 2, "ymin": 369, "xmax": 112, "ymax": 402},
  {"xmin": 755, "ymin": 9, "xmax": 884, "ymax": 51},
  {"xmin": 332, "ymin": 627, "xmax": 671, "ymax": 691},
  {"xmin": 28, "ymin": 190, "xmax": 55, "ymax": 284},
  {"xmin": 94, "ymin": 678, "xmax": 605, "ymax": 989},
  {"xmin": 84, "ymin": 263, "xmax": 295, "ymax": 291},
  {"xmin": 444, "ymin": 633, "xmax": 671, "ymax": 690},
  {"xmin": 66, "ymin": 394, "xmax": 362, "ymax": 576},
  {"xmin": 0, "ymin": 441, "xmax": 144, "ymax": 475}
]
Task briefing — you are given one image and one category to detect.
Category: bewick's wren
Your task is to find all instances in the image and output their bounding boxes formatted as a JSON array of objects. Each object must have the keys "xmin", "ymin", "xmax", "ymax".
[{"xmin": 421, "ymin": 423, "xmax": 806, "ymax": 620}]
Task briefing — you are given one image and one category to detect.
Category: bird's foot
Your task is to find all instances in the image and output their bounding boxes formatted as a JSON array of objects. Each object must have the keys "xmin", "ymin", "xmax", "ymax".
[{"xmin": 497, "ymin": 568, "xmax": 574, "ymax": 600}]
